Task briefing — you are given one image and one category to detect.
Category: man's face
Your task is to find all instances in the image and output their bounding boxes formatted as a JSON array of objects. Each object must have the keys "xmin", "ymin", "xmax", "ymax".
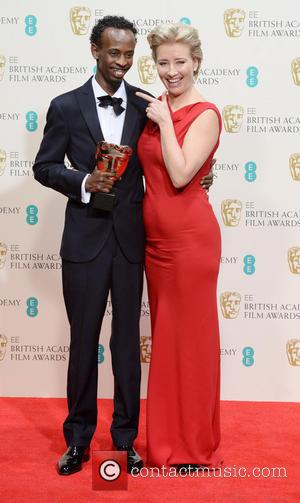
[{"xmin": 91, "ymin": 28, "xmax": 136, "ymax": 93}]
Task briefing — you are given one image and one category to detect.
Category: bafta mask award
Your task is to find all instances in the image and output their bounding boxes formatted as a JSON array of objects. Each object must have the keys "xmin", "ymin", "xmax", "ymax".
[{"xmin": 92, "ymin": 141, "xmax": 132, "ymax": 211}]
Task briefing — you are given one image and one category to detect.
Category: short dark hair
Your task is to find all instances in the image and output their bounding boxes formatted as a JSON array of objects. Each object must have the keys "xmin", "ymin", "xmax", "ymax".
[{"xmin": 90, "ymin": 15, "xmax": 137, "ymax": 45}]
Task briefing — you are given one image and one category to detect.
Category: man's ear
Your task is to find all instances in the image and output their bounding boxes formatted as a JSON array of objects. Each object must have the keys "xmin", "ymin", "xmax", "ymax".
[{"xmin": 91, "ymin": 43, "xmax": 100, "ymax": 60}]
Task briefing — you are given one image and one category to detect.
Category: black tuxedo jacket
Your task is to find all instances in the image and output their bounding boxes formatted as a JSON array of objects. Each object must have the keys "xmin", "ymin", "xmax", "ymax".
[{"xmin": 33, "ymin": 77, "xmax": 149, "ymax": 263}]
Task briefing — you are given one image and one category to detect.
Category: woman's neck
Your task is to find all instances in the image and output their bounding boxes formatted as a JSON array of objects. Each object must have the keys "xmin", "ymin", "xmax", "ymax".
[{"xmin": 167, "ymin": 87, "xmax": 204, "ymax": 112}]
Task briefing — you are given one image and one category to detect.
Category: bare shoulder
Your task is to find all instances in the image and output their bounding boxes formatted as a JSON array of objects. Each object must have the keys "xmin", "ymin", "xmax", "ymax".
[{"xmin": 190, "ymin": 108, "xmax": 220, "ymax": 133}]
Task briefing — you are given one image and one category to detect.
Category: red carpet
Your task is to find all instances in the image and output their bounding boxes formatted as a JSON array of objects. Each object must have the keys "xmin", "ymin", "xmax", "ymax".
[{"xmin": 0, "ymin": 399, "xmax": 299, "ymax": 502}]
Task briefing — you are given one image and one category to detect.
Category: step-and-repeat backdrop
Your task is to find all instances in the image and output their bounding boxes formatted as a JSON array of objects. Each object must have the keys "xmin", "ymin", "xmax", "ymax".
[{"xmin": 0, "ymin": 1, "xmax": 299, "ymax": 401}]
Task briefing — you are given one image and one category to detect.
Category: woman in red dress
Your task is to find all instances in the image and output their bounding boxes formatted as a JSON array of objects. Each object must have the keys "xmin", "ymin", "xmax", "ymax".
[{"xmin": 137, "ymin": 23, "xmax": 222, "ymax": 471}]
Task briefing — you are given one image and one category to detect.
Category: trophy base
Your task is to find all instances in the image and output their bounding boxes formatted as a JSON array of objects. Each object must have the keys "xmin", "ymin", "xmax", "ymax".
[{"xmin": 91, "ymin": 192, "xmax": 115, "ymax": 212}]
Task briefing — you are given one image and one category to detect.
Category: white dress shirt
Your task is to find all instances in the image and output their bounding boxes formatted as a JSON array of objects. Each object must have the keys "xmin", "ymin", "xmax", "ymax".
[{"xmin": 81, "ymin": 77, "xmax": 127, "ymax": 203}]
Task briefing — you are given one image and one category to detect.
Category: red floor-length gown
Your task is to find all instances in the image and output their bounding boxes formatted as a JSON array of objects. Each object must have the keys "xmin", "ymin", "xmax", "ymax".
[{"xmin": 137, "ymin": 100, "xmax": 223, "ymax": 468}]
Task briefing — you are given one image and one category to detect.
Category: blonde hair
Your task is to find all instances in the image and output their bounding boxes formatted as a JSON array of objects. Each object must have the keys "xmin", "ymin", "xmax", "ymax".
[{"xmin": 147, "ymin": 24, "xmax": 203, "ymax": 77}]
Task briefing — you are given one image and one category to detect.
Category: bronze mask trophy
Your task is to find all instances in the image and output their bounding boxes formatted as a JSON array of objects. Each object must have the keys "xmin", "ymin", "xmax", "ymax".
[{"xmin": 91, "ymin": 141, "xmax": 132, "ymax": 211}]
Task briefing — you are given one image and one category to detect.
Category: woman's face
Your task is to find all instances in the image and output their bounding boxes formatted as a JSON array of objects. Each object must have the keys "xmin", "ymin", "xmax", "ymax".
[{"xmin": 155, "ymin": 42, "xmax": 198, "ymax": 96}]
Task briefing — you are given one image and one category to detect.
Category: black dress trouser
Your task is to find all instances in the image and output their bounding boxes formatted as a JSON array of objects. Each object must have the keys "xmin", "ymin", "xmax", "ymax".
[{"xmin": 62, "ymin": 229, "xmax": 143, "ymax": 447}]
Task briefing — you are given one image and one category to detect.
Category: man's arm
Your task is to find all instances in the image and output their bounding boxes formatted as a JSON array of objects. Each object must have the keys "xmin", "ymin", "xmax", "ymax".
[{"xmin": 32, "ymin": 99, "xmax": 86, "ymax": 202}]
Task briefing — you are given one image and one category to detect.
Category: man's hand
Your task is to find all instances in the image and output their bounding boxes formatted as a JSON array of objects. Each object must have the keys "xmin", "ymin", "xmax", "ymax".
[
  {"xmin": 85, "ymin": 168, "xmax": 117, "ymax": 193},
  {"xmin": 200, "ymin": 158, "xmax": 217, "ymax": 191}
]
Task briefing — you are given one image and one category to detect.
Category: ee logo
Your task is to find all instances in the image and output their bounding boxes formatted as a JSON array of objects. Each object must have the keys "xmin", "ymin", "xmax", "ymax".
[
  {"xmin": 26, "ymin": 111, "xmax": 38, "ymax": 132},
  {"xmin": 242, "ymin": 347, "xmax": 255, "ymax": 367},
  {"xmin": 243, "ymin": 255, "xmax": 255, "ymax": 275},
  {"xmin": 27, "ymin": 297, "xmax": 39, "ymax": 317},
  {"xmin": 98, "ymin": 344, "xmax": 105, "ymax": 364},
  {"xmin": 179, "ymin": 17, "xmax": 191, "ymax": 25},
  {"xmin": 25, "ymin": 15, "xmax": 37, "ymax": 36},
  {"xmin": 26, "ymin": 205, "xmax": 38, "ymax": 225},
  {"xmin": 244, "ymin": 161, "xmax": 257, "ymax": 182},
  {"xmin": 246, "ymin": 66, "xmax": 258, "ymax": 87}
]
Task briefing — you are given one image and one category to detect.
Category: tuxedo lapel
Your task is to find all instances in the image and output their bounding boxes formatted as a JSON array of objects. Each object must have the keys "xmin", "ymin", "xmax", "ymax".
[
  {"xmin": 76, "ymin": 77, "xmax": 104, "ymax": 144},
  {"xmin": 121, "ymin": 82, "xmax": 142, "ymax": 146},
  {"xmin": 76, "ymin": 79, "xmax": 144, "ymax": 147}
]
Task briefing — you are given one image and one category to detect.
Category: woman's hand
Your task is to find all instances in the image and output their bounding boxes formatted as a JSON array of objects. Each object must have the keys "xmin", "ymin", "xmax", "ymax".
[{"xmin": 136, "ymin": 91, "xmax": 172, "ymax": 126}]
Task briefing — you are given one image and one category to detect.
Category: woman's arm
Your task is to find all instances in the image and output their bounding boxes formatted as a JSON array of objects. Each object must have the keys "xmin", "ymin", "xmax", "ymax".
[
  {"xmin": 160, "ymin": 106, "xmax": 219, "ymax": 188},
  {"xmin": 136, "ymin": 92, "xmax": 219, "ymax": 188}
]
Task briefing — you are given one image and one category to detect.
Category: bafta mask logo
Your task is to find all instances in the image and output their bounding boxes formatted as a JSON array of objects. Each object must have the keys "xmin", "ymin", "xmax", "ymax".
[
  {"xmin": 0, "ymin": 54, "xmax": 6, "ymax": 82},
  {"xmin": 140, "ymin": 335, "xmax": 151, "ymax": 363},
  {"xmin": 220, "ymin": 291, "xmax": 241, "ymax": 319},
  {"xmin": 0, "ymin": 242, "xmax": 7, "ymax": 269},
  {"xmin": 288, "ymin": 247, "xmax": 300, "ymax": 274},
  {"xmin": 0, "ymin": 334, "xmax": 7, "ymax": 361},
  {"xmin": 137, "ymin": 56, "xmax": 157, "ymax": 84},
  {"xmin": 289, "ymin": 154, "xmax": 300, "ymax": 181},
  {"xmin": 0, "ymin": 149, "xmax": 6, "ymax": 176},
  {"xmin": 291, "ymin": 58, "xmax": 300, "ymax": 86},
  {"xmin": 221, "ymin": 199, "xmax": 242, "ymax": 227},
  {"xmin": 224, "ymin": 8, "xmax": 246, "ymax": 37},
  {"xmin": 286, "ymin": 339, "xmax": 300, "ymax": 366},
  {"xmin": 222, "ymin": 105, "xmax": 244, "ymax": 133},
  {"xmin": 70, "ymin": 6, "xmax": 91, "ymax": 35}
]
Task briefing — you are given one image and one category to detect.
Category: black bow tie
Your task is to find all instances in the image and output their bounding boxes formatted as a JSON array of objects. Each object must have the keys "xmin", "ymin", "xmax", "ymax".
[{"xmin": 97, "ymin": 95, "xmax": 125, "ymax": 116}]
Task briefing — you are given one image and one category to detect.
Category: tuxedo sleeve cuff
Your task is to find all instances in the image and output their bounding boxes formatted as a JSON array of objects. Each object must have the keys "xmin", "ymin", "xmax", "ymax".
[{"xmin": 81, "ymin": 174, "xmax": 91, "ymax": 204}]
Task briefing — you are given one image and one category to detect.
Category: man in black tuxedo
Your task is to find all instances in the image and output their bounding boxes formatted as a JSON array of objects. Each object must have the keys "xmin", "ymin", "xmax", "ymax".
[{"xmin": 33, "ymin": 15, "xmax": 212, "ymax": 476}]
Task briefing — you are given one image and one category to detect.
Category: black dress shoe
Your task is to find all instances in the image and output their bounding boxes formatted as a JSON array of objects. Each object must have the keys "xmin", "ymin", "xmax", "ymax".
[
  {"xmin": 115, "ymin": 445, "xmax": 144, "ymax": 474},
  {"xmin": 57, "ymin": 446, "xmax": 90, "ymax": 475}
]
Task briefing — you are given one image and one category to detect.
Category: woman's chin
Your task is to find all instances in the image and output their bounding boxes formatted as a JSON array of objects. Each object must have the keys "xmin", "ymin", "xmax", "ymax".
[{"xmin": 166, "ymin": 86, "xmax": 183, "ymax": 97}]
